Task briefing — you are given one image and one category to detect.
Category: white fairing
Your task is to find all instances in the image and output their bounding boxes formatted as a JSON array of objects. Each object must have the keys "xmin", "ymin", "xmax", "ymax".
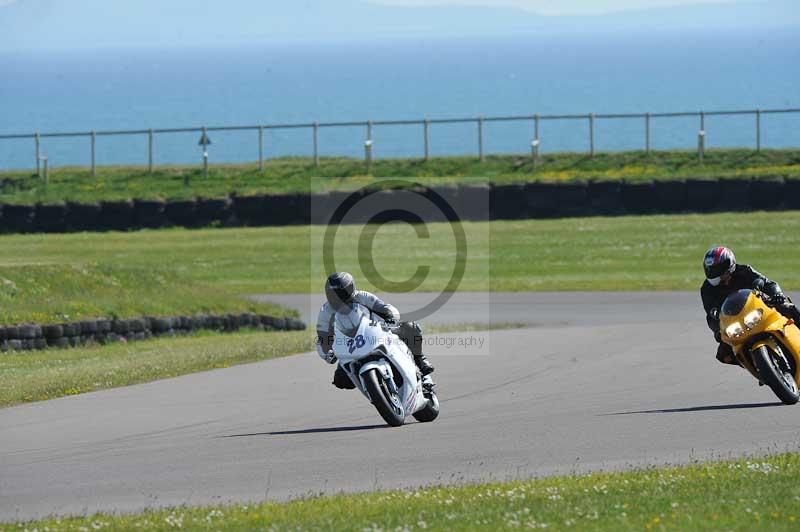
[{"xmin": 333, "ymin": 312, "xmax": 429, "ymax": 418}]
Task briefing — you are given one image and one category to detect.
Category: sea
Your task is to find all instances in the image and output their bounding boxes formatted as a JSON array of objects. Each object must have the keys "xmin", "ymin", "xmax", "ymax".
[{"xmin": 1, "ymin": 27, "xmax": 798, "ymax": 170}]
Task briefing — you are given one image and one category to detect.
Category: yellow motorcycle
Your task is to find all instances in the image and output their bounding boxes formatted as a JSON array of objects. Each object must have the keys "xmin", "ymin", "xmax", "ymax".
[{"xmin": 719, "ymin": 289, "xmax": 800, "ymax": 405}]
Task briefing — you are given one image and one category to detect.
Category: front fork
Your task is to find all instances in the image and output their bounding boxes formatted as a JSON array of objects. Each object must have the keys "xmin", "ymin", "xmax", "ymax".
[
  {"xmin": 742, "ymin": 337, "xmax": 796, "ymax": 381},
  {"xmin": 358, "ymin": 359, "xmax": 398, "ymax": 402}
]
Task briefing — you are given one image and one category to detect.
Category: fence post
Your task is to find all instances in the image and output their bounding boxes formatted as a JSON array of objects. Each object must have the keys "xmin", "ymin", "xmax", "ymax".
[
  {"xmin": 698, "ymin": 130, "xmax": 705, "ymax": 163},
  {"xmin": 423, "ymin": 119, "xmax": 429, "ymax": 162},
  {"xmin": 202, "ymin": 126, "xmax": 209, "ymax": 179},
  {"xmin": 645, "ymin": 113, "xmax": 651, "ymax": 154},
  {"xmin": 148, "ymin": 129, "xmax": 154, "ymax": 173},
  {"xmin": 91, "ymin": 131, "xmax": 96, "ymax": 177},
  {"xmin": 756, "ymin": 110, "xmax": 761, "ymax": 152},
  {"xmin": 35, "ymin": 132, "xmax": 41, "ymax": 176},
  {"xmin": 313, "ymin": 123, "xmax": 319, "ymax": 167},
  {"xmin": 258, "ymin": 126, "xmax": 264, "ymax": 172},
  {"xmin": 41, "ymin": 156, "xmax": 48, "ymax": 186},
  {"xmin": 478, "ymin": 117, "xmax": 484, "ymax": 162},
  {"xmin": 365, "ymin": 140, "xmax": 373, "ymax": 173},
  {"xmin": 589, "ymin": 113, "xmax": 595, "ymax": 157},
  {"xmin": 698, "ymin": 111, "xmax": 705, "ymax": 162},
  {"xmin": 531, "ymin": 139, "xmax": 540, "ymax": 172}
]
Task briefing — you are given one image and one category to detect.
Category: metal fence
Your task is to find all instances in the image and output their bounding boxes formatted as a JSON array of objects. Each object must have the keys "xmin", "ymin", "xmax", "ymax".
[{"xmin": 1, "ymin": 107, "xmax": 799, "ymax": 175}]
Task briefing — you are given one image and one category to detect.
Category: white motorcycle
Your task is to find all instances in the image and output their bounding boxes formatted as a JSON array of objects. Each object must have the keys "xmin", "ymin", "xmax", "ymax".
[{"xmin": 332, "ymin": 313, "xmax": 439, "ymax": 427}]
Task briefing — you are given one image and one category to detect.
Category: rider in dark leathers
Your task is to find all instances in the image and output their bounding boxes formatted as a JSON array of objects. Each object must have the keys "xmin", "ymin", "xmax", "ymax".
[
  {"xmin": 701, "ymin": 246, "xmax": 800, "ymax": 365},
  {"xmin": 316, "ymin": 272, "xmax": 434, "ymax": 389}
]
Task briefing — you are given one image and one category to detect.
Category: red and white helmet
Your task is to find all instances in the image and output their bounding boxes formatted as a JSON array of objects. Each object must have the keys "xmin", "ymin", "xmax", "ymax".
[{"xmin": 703, "ymin": 246, "xmax": 736, "ymax": 286}]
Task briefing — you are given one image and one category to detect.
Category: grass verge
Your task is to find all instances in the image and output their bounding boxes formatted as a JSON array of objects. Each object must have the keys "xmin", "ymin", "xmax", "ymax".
[
  {"xmin": 427, "ymin": 322, "xmax": 527, "ymax": 333},
  {"xmin": 0, "ymin": 149, "xmax": 797, "ymax": 203},
  {"xmin": 4, "ymin": 452, "xmax": 799, "ymax": 530},
  {"xmin": 1, "ymin": 211, "xmax": 799, "ymax": 325},
  {"xmin": 0, "ymin": 322, "xmax": 518, "ymax": 408},
  {"xmin": 0, "ymin": 262, "xmax": 292, "ymax": 325},
  {"xmin": 0, "ymin": 329, "xmax": 314, "ymax": 408}
]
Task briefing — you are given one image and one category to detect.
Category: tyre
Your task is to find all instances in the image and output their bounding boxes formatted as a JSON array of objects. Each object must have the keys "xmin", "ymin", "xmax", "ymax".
[
  {"xmin": 362, "ymin": 369, "xmax": 405, "ymax": 427},
  {"xmin": 412, "ymin": 390, "xmax": 440, "ymax": 423},
  {"xmin": 753, "ymin": 345, "xmax": 800, "ymax": 405}
]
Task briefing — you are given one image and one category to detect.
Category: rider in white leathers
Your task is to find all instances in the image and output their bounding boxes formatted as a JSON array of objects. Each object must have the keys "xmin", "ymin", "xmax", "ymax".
[{"xmin": 316, "ymin": 272, "xmax": 434, "ymax": 389}]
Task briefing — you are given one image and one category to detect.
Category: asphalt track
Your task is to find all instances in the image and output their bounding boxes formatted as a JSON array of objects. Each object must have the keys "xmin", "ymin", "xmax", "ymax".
[{"xmin": 2, "ymin": 292, "xmax": 800, "ymax": 522}]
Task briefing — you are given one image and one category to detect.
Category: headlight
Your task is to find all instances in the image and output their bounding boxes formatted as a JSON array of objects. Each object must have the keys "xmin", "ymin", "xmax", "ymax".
[
  {"xmin": 743, "ymin": 309, "xmax": 763, "ymax": 329},
  {"xmin": 725, "ymin": 322, "xmax": 744, "ymax": 338}
]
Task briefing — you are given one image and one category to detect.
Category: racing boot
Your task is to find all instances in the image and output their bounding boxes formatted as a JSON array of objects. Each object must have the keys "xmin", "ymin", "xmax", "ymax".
[
  {"xmin": 414, "ymin": 353, "xmax": 435, "ymax": 376},
  {"xmin": 421, "ymin": 374, "xmax": 435, "ymax": 393},
  {"xmin": 332, "ymin": 365, "xmax": 355, "ymax": 389}
]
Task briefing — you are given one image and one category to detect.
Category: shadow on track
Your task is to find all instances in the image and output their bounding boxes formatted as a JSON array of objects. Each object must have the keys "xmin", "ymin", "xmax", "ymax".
[
  {"xmin": 221, "ymin": 424, "xmax": 387, "ymax": 438},
  {"xmin": 602, "ymin": 401, "xmax": 783, "ymax": 415}
]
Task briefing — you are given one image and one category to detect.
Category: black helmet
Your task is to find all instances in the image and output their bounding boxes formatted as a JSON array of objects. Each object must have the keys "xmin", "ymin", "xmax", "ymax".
[
  {"xmin": 325, "ymin": 272, "xmax": 356, "ymax": 311},
  {"xmin": 703, "ymin": 246, "xmax": 736, "ymax": 286}
]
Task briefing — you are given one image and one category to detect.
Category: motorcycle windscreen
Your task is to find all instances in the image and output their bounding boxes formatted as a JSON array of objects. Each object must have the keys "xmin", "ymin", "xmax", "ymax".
[{"xmin": 721, "ymin": 289, "xmax": 752, "ymax": 317}]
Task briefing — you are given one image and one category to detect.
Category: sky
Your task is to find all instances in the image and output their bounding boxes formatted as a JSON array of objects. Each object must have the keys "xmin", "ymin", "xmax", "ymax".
[
  {"xmin": 0, "ymin": 0, "xmax": 750, "ymax": 16},
  {"xmin": 0, "ymin": 0, "xmax": 795, "ymax": 51},
  {"xmin": 371, "ymin": 0, "xmax": 739, "ymax": 16}
]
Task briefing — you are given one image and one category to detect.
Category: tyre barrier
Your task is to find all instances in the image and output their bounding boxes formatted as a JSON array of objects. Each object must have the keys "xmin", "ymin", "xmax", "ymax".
[
  {"xmin": 654, "ymin": 180, "xmax": 687, "ymax": 213},
  {"xmin": 196, "ymin": 197, "xmax": 233, "ymax": 227},
  {"xmin": 0, "ymin": 176, "xmax": 797, "ymax": 234},
  {"xmin": 750, "ymin": 177, "xmax": 785, "ymax": 211},
  {"xmin": 620, "ymin": 181, "xmax": 658, "ymax": 214},
  {"xmin": 588, "ymin": 180, "xmax": 624, "ymax": 215},
  {"xmin": 36, "ymin": 203, "xmax": 68, "ymax": 232},
  {"xmin": 2, "ymin": 204, "xmax": 35, "ymax": 232},
  {"xmin": 232, "ymin": 194, "xmax": 268, "ymax": 226},
  {"xmin": 785, "ymin": 179, "xmax": 800, "ymax": 210},
  {"xmin": 66, "ymin": 201, "xmax": 102, "ymax": 231},
  {"xmin": 134, "ymin": 199, "xmax": 168, "ymax": 228},
  {"xmin": 459, "ymin": 184, "xmax": 491, "ymax": 221},
  {"xmin": 100, "ymin": 200, "xmax": 135, "ymax": 231},
  {"xmin": 524, "ymin": 182, "xmax": 560, "ymax": 218},
  {"xmin": 0, "ymin": 313, "xmax": 306, "ymax": 352},
  {"xmin": 555, "ymin": 181, "xmax": 590, "ymax": 217},
  {"xmin": 491, "ymin": 184, "xmax": 526, "ymax": 220},
  {"xmin": 164, "ymin": 199, "xmax": 198, "ymax": 227},
  {"xmin": 419, "ymin": 186, "xmax": 458, "ymax": 223},
  {"xmin": 685, "ymin": 179, "xmax": 720, "ymax": 212},
  {"xmin": 718, "ymin": 179, "xmax": 752, "ymax": 211}
]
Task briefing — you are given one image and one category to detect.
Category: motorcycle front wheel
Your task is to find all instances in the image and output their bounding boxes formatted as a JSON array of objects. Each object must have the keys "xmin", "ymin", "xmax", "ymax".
[
  {"xmin": 753, "ymin": 345, "xmax": 800, "ymax": 405},
  {"xmin": 363, "ymin": 369, "xmax": 405, "ymax": 426}
]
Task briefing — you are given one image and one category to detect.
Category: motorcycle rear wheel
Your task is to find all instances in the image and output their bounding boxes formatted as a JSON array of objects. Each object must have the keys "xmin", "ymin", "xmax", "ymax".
[
  {"xmin": 753, "ymin": 345, "xmax": 800, "ymax": 405},
  {"xmin": 363, "ymin": 369, "xmax": 405, "ymax": 426}
]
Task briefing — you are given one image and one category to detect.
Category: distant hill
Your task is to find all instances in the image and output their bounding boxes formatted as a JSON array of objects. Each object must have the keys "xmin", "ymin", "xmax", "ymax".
[{"xmin": 0, "ymin": 0, "xmax": 797, "ymax": 51}]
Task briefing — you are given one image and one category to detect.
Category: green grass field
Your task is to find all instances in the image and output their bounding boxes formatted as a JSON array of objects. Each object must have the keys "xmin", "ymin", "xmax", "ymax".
[
  {"xmin": 6, "ymin": 210, "xmax": 794, "ymax": 404},
  {"xmin": 0, "ymin": 322, "xmax": 520, "ymax": 407},
  {"xmin": 0, "ymin": 261, "xmax": 292, "ymax": 325},
  {"xmin": 5, "ymin": 452, "xmax": 799, "ymax": 531},
  {"xmin": 0, "ymin": 211, "xmax": 795, "ymax": 323},
  {"xmin": 1, "ymin": 149, "xmax": 797, "ymax": 203},
  {"xmin": 0, "ymin": 329, "xmax": 313, "ymax": 407}
]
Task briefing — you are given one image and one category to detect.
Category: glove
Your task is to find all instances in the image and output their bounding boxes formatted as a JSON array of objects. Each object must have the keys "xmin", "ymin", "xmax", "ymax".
[
  {"xmin": 324, "ymin": 351, "xmax": 337, "ymax": 364},
  {"xmin": 771, "ymin": 293, "xmax": 787, "ymax": 305},
  {"xmin": 317, "ymin": 344, "xmax": 337, "ymax": 364}
]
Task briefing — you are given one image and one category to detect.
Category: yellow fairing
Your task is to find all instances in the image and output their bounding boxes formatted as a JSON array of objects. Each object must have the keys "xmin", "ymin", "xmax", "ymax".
[{"xmin": 719, "ymin": 291, "xmax": 800, "ymax": 382}]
